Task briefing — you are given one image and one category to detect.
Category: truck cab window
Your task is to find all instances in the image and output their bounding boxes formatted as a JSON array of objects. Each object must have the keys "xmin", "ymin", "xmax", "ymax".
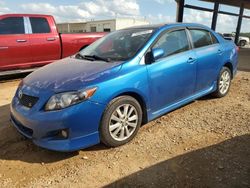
[
  {"xmin": 0, "ymin": 17, "xmax": 25, "ymax": 35},
  {"xmin": 30, "ymin": 17, "xmax": 51, "ymax": 34}
]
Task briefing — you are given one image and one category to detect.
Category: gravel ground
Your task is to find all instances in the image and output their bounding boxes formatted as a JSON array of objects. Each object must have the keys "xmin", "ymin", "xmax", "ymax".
[{"xmin": 0, "ymin": 71, "xmax": 249, "ymax": 188}]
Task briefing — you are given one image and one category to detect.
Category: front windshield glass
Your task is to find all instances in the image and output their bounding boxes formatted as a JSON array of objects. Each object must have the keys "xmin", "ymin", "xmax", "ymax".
[{"xmin": 78, "ymin": 28, "xmax": 154, "ymax": 62}]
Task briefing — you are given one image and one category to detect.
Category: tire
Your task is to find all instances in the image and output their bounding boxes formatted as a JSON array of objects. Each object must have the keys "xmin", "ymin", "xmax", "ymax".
[
  {"xmin": 239, "ymin": 40, "xmax": 246, "ymax": 47},
  {"xmin": 100, "ymin": 96, "xmax": 142, "ymax": 147},
  {"xmin": 212, "ymin": 66, "xmax": 232, "ymax": 98}
]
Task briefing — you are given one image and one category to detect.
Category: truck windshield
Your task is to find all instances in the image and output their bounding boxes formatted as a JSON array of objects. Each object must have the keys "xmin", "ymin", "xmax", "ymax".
[{"xmin": 78, "ymin": 28, "xmax": 154, "ymax": 62}]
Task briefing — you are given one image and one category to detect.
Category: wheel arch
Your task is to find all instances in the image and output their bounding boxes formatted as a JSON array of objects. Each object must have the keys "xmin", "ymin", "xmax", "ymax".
[
  {"xmin": 113, "ymin": 91, "xmax": 149, "ymax": 125},
  {"xmin": 223, "ymin": 62, "xmax": 233, "ymax": 79}
]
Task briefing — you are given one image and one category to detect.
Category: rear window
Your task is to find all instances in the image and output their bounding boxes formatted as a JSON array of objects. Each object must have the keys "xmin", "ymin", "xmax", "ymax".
[
  {"xmin": 189, "ymin": 29, "xmax": 213, "ymax": 48},
  {"xmin": 30, "ymin": 17, "xmax": 50, "ymax": 34},
  {"xmin": 0, "ymin": 17, "xmax": 25, "ymax": 35}
]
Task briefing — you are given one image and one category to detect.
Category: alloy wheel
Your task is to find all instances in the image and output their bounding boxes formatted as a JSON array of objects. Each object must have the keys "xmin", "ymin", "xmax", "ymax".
[
  {"xmin": 109, "ymin": 104, "xmax": 138, "ymax": 141},
  {"xmin": 219, "ymin": 70, "xmax": 230, "ymax": 95}
]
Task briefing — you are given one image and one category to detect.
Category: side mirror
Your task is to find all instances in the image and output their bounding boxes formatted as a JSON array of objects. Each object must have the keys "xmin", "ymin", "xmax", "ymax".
[
  {"xmin": 145, "ymin": 48, "xmax": 164, "ymax": 64},
  {"xmin": 152, "ymin": 48, "xmax": 164, "ymax": 61}
]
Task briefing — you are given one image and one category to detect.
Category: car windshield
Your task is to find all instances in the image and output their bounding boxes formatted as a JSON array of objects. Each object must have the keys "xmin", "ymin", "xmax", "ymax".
[{"xmin": 78, "ymin": 28, "xmax": 154, "ymax": 62}]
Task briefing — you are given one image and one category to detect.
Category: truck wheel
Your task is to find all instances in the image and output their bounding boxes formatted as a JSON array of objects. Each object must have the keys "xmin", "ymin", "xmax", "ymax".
[
  {"xmin": 239, "ymin": 40, "xmax": 246, "ymax": 47},
  {"xmin": 212, "ymin": 67, "xmax": 232, "ymax": 98},
  {"xmin": 100, "ymin": 96, "xmax": 142, "ymax": 147}
]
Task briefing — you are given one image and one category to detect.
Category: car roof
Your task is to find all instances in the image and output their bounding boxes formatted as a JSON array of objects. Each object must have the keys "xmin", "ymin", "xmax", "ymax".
[
  {"xmin": 1, "ymin": 14, "xmax": 52, "ymax": 17},
  {"xmin": 124, "ymin": 23, "xmax": 211, "ymax": 31}
]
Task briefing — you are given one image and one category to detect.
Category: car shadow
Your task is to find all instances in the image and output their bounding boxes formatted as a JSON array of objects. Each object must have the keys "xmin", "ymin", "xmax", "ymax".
[
  {"xmin": 104, "ymin": 134, "xmax": 250, "ymax": 188},
  {"xmin": 0, "ymin": 72, "xmax": 29, "ymax": 82}
]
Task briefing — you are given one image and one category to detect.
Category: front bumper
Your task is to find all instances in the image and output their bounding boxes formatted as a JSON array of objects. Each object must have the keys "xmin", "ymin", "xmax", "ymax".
[{"xmin": 10, "ymin": 96, "xmax": 105, "ymax": 152}]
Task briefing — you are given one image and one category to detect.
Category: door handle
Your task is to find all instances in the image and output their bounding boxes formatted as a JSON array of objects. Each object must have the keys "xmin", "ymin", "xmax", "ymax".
[
  {"xmin": 187, "ymin": 57, "xmax": 196, "ymax": 64},
  {"xmin": 0, "ymin": 47, "xmax": 8, "ymax": 50},
  {"xmin": 16, "ymin": 39, "xmax": 27, "ymax": 43},
  {"xmin": 217, "ymin": 49, "xmax": 223, "ymax": 55},
  {"xmin": 47, "ymin": 37, "xmax": 56, "ymax": 41}
]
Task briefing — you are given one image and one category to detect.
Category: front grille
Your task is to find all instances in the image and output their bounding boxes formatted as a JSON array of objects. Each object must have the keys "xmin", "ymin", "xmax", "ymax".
[{"xmin": 19, "ymin": 94, "xmax": 39, "ymax": 108}]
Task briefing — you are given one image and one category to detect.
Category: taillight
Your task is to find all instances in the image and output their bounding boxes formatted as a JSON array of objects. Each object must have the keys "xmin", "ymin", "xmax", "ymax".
[{"xmin": 236, "ymin": 46, "xmax": 240, "ymax": 52}]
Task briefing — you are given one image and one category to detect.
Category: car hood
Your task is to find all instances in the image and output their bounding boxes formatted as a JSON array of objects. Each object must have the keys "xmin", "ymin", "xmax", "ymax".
[{"xmin": 23, "ymin": 57, "xmax": 122, "ymax": 92}]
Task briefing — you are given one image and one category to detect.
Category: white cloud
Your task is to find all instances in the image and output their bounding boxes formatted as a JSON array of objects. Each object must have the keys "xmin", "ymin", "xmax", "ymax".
[
  {"xmin": 20, "ymin": 0, "xmax": 140, "ymax": 23},
  {"xmin": 147, "ymin": 13, "xmax": 175, "ymax": 24},
  {"xmin": 0, "ymin": 1, "xmax": 10, "ymax": 14},
  {"xmin": 79, "ymin": 0, "xmax": 140, "ymax": 17},
  {"xmin": 244, "ymin": 9, "xmax": 250, "ymax": 17},
  {"xmin": 153, "ymin": 0, "xmax": 173, "ymax": 4},
  {"xmin": 184, "ymin": 9, "xmax": 212, "ymax": 26},
  {"xmin": 183, "ymin": 9, "xmax": 250, "ymax": 33}
]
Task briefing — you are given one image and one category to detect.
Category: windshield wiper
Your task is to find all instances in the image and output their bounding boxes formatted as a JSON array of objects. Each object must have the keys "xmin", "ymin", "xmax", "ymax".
[
  {"xmin": 75, "ymin": 53, "xmax": 111, "ymax": 62},
  {"xmin": 84, "ymin": 55, "xmax": 111, "ymax": 62},
  {"xmin": 75, "ymin": 53, "xmax": 93, "ymax": 61}
]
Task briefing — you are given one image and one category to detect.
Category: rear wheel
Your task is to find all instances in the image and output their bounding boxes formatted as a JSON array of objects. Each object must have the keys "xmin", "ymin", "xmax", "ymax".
[
  {"xmin": 100, "ymin": 96, "xmax": 142, "ymax": 147},
  {"xmin": 212, "ymin": 66, "xmax": 231, "ymax": 98},
  {"xmin": 239, "ymin": 40, "xmax": 246, "ymax": 47}
]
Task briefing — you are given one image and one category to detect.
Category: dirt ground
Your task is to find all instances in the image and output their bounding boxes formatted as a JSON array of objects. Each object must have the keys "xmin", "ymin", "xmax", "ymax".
[{"xmin": 0, "ymin": 72, "xmax": 249, "ymax": 188}]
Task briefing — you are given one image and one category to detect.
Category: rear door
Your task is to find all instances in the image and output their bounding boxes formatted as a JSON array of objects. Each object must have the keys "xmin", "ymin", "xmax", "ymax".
[
  {"xmin": 0, "ymin": 16, "xmax": 31, "ymax": 71},
  {"xmin": 188, "ymin": 28, "xmax": 222, "ymax": 92},
  {"xmin": 28, "ymin": 16, "xmax": 61, "ymax": 66}
]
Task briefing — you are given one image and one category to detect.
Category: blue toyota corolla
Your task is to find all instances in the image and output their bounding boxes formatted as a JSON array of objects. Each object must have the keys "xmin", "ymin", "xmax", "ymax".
[{"xmin": 10, "ymin": 23, "xmax": 238, "ymax": 151}]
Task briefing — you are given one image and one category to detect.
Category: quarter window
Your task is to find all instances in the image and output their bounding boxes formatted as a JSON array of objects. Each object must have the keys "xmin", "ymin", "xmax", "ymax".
[
  {"xmin": 189, "ymin": 29, "xmax": 213, "ymax": 48},
  {"xmin": 210, "ymin": 32, "xmax": 219, "ymax": 44},
  {"xmin": 30, "ymin": 17, "xmax": 50, "ymax": 34},
  {"xmin": 153, "ymin": 29, "xmax": 190, "ymax": 58},
  {"xmin": 0, "ymin": 17, "xmax": 25, "ymax": 35}
]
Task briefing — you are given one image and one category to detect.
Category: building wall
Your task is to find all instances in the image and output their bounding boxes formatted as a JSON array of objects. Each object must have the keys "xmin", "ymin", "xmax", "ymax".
[
  {"xmin": 85, "ymin": 20, "xmax": 116, "ymax": 32},
  {"xmin": 57, "ymin": 18, "xmax": 149, "ymax": 33},
  {"xmin": 57, "ymin": 23, "xmax": 86, "ymax": 33}
]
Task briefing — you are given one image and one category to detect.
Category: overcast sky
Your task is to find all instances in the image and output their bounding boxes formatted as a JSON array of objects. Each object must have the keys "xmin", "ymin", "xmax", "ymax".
[{"xmin": 0, "ymin": 0, "xmax": 250, "ymax": 33}]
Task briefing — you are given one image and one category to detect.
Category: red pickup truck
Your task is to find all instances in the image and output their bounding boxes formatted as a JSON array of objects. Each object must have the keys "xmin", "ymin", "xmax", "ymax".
[{"xmin": 0, "ymin": 14, "xmax": 106, "ymax": 76}]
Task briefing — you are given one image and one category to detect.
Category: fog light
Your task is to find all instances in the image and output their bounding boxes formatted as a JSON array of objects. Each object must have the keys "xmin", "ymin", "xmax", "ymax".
[{"xmin": 61, "ymin": 129, "xmax": 68, "ymax": 138}]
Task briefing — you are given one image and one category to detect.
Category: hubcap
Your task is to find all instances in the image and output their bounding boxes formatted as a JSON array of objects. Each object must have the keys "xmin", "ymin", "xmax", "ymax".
[
  {"xmin": 219, "ymin": 71, "xmax": 230, "ymax": 95},
  {"xmin": 109, "ymin": 104, "xmax": 138, "ymax": 141}
]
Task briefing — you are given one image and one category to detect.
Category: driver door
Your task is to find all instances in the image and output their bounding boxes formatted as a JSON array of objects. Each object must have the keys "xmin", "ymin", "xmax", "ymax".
[{"xmin": 146, "ymin": 28, "xmax": 197, "ymax": 112}]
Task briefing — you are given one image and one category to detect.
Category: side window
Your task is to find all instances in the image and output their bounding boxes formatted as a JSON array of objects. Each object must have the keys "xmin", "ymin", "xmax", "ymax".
[
  {"xmin": 0, "ymin": 17, "xmax": 25, "ymax": 35},
  {"xmin": 30, "ymin": 17, "xmax": 51, "ymax": 34},
  {"xmin": 189, "ymin": 29, "xmax": 213, "ymax": 48},
  {"xmin": 153, "ymin": 29, "xmax": 190, "ymax": 58},
  {"xmin": 210, "ymin": 32, "xmax": 219, "ymax": 44}
]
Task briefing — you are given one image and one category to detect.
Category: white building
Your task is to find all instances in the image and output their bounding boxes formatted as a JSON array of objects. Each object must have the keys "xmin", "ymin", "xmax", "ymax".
[{"xmin": 57, "ymin": 18, "xmax": 150, "ymax": 33}]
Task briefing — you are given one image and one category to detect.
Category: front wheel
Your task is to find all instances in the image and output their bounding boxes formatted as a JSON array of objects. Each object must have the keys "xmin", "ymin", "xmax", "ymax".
[
  {"xmin": 212, "ymin": 67, "xmax": 232, "ymax": 98},
  {"xmin": 100, "ymin": 96, "xmax": 142, "ymax": 147}
]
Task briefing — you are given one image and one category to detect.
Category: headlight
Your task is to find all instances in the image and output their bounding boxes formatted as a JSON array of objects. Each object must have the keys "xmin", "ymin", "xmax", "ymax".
[{"xmin": 45, "ymin": 87, "xmax": 97, "ymax": 111}]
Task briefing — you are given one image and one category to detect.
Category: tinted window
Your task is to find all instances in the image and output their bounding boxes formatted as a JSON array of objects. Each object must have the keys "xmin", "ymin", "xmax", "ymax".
[
  {"xmin": 79, "ymin": 28, "xmax": 154, "ymax": 61},
  {"xmin": 0, "ymin": 17, "xmax": 25, "ymax": 35},
  {"xmin": 30, "ymin": 17, "xmax": 50, "ymax": 33},
  {"xmin": 189, "ymin": 29, "xmax": 213, "ymax": 48},
  {"xmin": 153, "ymin": 29, "xmax": 190, "ymax": 58}
]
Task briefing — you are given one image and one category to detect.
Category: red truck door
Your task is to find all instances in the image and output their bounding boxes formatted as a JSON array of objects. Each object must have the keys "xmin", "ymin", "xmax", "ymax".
[
  {"xmin": 0, "ymin": 16, "xmax": 31, "ymax": 71},
  {"xmin": 28, "ymin": 16, "xmax": 61, "ymax": 66}
]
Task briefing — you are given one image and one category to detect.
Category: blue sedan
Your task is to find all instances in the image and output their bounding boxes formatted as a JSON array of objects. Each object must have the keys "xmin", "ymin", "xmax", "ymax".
[{"xmin": 10, "ymin": 23, "xmax": 238, "ymax": 151}]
